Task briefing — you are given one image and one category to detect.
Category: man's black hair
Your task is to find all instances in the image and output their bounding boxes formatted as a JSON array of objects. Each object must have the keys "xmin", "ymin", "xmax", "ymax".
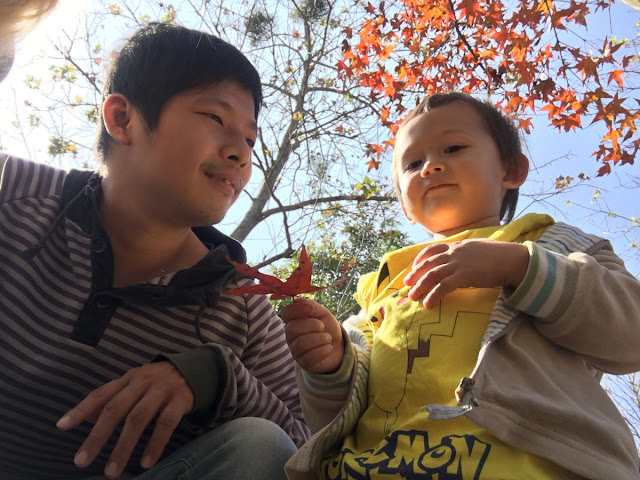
[{"xmin": 96, "ymin": 22, "xmax": 262, "ymax": 161}]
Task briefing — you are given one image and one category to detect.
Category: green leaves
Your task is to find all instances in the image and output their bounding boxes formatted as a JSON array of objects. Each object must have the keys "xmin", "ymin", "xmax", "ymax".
[{"xmin": 48, "ymin": 137, "xmax": 78, "ymax": 158}]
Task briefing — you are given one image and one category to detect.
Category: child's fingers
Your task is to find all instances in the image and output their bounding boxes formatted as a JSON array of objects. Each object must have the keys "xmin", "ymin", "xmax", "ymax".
[
  {"xmin": 296, "ymin": 344, "xmax": 335, "ymax": 372},
  {"xmin": 407, "ymin": 263, "xmax": 453, "ymax": 301},
  {"xmin": 284, "ymin": 317, "xmax": 325, "ymax": 343},
  {"xmin": 411, "ymin": 244, "xmax": 449, "ymax": 267},
  {"xmin": 279, "ymin": 301, "xmax": 313, "ymax": 323},
  {"xmin": 288, "ymin": 332, "xmax": 333, "ymax": 360},
  {"xmin": 405, "ymin": 249, "xmax": 449, "ymax": 286},
  {"xmin": 422, "ymin": 281, "xmax": 456, "ymax": 309},
  {"xmin": 280, "ymin": 297, "xmax": 331, "ymax": 323}
]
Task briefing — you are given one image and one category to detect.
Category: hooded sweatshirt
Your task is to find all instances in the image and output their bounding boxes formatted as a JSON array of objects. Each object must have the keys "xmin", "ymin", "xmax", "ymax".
[{"xmin": 0, "ymin": 153, "xmax": 310, "ymax": 478}]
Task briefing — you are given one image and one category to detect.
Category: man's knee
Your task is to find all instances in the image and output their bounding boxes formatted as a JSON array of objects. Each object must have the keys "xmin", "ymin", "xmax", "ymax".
[
  {"xmin": 220, "ymin": 417, "xmax": 297, "ymax": 458},
  {"xmin": 137, "ymin": 418, "xmax": 297, "ymax": 480}
]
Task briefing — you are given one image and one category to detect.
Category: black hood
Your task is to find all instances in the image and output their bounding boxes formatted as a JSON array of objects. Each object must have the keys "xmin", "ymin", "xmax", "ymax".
[{"xmin": 23, "ymin": 167, "xmax": 248, "ymax": 346}]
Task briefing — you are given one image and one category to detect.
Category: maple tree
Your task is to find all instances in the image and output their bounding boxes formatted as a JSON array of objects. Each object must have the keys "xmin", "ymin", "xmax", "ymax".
[
  {"xmin": 225, "ymin": 245, "xmax": 326, "ymax": 300},
  {"xmin": 6, "ymin": 0, "xmax": 396, "ymax": 268},
  {"xmin": 271, "ymin": 204, "xmax": 410, "ymax": 320},
  {"xmin": 340, "ymin": 0, "xmax": 639, "ymax": 179}
]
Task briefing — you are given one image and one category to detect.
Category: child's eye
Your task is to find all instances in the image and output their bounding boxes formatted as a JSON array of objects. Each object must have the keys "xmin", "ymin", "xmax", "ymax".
[
  {"xmin": 405, "ymin": 159, "xmax": 423, "ymax": 171},
  {"xmin": 246, "ymin": 138, "xmax": 255, "ymax": 148},
  {"xmin": 444, "ymin": 145, "xmax": 465, "ymax": 154}
]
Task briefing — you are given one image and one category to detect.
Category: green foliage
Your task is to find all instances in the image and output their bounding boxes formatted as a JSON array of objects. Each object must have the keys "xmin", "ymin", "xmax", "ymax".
[
  {"xmin": 48, "ymin": 137, "xmax": 78, "ymax": 157},
  {"xmin": 49, "ymin": 64, "xmax": 77, "ymax": 83},
  {"xmin": 292, "ymin": 0, "xmax": 330, "ymax": 22},
  {"xmin": 272, "ymin": 214, "xmax": 410, "ymax": 321},
  {"xmin": 85, "ymin": 107, "xmax": 99, "ymax": 124},
  {"xmin": 24, "ymin": 76, "xmax": 41, "ymax": 89},
  {"xmin": 353, "ymin": 176, "xmax": 381, "ymax": 199},
  {"xmin": 108, "ymin": 3, "xmax": 122, "ymax": 15},
  {"xmin": 160, "ymin": 4, "xmax": 177, "ymax": 23},
  {"xmin": 245, "ymin": 10, "xmax": 274, "ymax": 46}
]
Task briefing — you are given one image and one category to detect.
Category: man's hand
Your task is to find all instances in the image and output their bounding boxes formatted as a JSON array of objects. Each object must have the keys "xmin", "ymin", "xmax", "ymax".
[
  {"xmin": 280, "ymin": 298, "xmax": 344, "ymax": 374},
  {"xmin": 404, "ymin": 239, "xmax": 530, "ymax": 309},
  {"xmin": 56, "ymin": 361, "xmax": 194, "ymax": 479}
]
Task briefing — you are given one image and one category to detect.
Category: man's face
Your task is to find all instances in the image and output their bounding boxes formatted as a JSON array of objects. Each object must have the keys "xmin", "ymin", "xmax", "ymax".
[
  {"xmin": 124, "ymin": 79, "xmax": 257, "ymax": 228},
  {"xmin": 394, "ymin": 101, "xmax": 509, "ymax": 238}
]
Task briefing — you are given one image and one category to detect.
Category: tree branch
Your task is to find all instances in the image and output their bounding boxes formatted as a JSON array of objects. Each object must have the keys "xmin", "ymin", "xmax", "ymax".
[
  {"xmin": 254, "ymin": 247, "xmax": 296, "ymax": 270},
  {"xmin": 256, "ymin": 194, "xmax": 396, "ymax": 222},
  {"xmin": 446, "ymin": 0, "xmax": 489, "ymax": 89},
  {"xmin": 55, "ymin": 46, "xmax": 101, "ymax": 95}
]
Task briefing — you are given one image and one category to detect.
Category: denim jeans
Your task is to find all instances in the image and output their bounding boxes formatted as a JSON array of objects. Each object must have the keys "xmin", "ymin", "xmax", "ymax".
[
  {"xmin": 133, "ymin": 417, "xmax": 297, "ymax": 480},
  {"xmin": 5, "ymin": 417, "xmax": 297, "ymax": 480}
]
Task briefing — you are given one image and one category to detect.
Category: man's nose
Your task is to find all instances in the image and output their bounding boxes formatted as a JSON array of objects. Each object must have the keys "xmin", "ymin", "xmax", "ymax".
[{"xmin": 222, "ymin": 131, "xmax": 251, "ymax": 168}]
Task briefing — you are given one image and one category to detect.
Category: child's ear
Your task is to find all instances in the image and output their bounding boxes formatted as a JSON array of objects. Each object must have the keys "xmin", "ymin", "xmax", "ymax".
[
  {"xmin": 502, "ymin": 154, "xmax": 529, "ymax": 189},
  {"xmin": 401, "ymin": 202, "xmax": 417, "ymax": 225},
  {"xmin": 102, "ymin": 93, "xmax": 136, "ymax": 146}
]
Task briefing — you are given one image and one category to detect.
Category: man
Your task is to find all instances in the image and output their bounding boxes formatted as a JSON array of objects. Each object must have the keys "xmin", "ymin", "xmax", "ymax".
[{"xmin": 0, "ymin": 22, "xmax": 310, "ymax": 479}]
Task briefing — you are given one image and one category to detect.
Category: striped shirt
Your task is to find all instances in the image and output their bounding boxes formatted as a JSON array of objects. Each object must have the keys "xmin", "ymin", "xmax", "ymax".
[{"xmin": 0, "ymin": 154, "xmax": 310, "ymax": 478}]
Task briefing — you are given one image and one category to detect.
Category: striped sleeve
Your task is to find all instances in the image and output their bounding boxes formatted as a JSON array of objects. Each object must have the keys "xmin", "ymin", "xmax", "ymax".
[
  {"xmin": 214, "ymin": 291, "xmax": 311, "ymax": 447},
  {"xmin": 505, "ymin": 235, "xmax": 640, "ymax": 373},
  {"xmin": 0, "ymin": 154, "xmax": 65, "ymax": 204},
  {"xmin": 297, "ymin": 310, "xmax": 371, "ymax": 398},
  {"xmin": 294, "ymin": 311, "xmax": 372, "ymax": 438},
  {"xmin": 506, "ymin": 240, "xmax": 579, "ymax": 320}
]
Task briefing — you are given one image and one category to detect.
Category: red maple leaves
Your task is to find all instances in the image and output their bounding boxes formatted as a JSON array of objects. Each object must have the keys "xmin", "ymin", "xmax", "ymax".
[
  {"xmin": 341, "ymin": 0, "xmax": 638, "ymax": 176},
  {"xmin": 225, "ymin": 245, "xmax": 325, "ymax": 300}
]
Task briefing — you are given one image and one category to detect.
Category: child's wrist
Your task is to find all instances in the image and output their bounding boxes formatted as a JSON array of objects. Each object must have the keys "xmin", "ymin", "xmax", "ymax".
[{"xmin": 505, "ymin": 243, "xmax": 530, "ymax": 288}]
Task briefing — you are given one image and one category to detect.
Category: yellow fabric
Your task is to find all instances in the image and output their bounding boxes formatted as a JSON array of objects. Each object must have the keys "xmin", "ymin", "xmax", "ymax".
[{"xmin": 323, "ymin": 214, "xmax": 581, "ymax": 479}]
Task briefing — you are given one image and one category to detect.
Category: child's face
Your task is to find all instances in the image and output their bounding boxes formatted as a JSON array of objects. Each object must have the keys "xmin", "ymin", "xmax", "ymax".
[{"xmin": 394, "ymin": 101, "xmax": 518, "ymax": 238}]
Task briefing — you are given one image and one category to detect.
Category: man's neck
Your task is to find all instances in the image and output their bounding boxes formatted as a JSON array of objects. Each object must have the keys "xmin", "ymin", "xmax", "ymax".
[{"xmin": 99, "ymin": 177, "xmax": 209, "ymax": 288}]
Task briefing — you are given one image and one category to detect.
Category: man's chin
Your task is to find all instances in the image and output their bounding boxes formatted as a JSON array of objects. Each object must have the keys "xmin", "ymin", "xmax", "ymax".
[{"xmin": 194, "ymin": 211, "xmax": 228, "ymax": 227}]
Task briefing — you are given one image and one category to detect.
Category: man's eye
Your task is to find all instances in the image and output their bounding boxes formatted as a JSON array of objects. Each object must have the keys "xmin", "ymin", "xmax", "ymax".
[
  {"xmin": 444, "ymin": 145, "xmax": 465, "ymax": 154},
  {"xmin": 405, "ymin": 160, "xmax": 422, "ymax": 171},
  {"xmin": 246, "ymin": 138, "xmax": 255, "ymax": 148},
  {"xmin": 206, "ymin": 113, "xmax": 223, "ymax": 125}
]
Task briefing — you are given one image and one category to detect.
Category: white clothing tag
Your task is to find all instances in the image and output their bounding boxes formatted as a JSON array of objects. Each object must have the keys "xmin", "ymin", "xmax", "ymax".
[{"xmin": 424, "ymin": 403, "xmax": 474, "ymax": 420}]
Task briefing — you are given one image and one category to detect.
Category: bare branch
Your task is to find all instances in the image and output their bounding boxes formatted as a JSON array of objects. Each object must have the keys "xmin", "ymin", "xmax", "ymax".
[{"xmin": 257, "ymin": 194, "xmax": 396, "ymax": 222}]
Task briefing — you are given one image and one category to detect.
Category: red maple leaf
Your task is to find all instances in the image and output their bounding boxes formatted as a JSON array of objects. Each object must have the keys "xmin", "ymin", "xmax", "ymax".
[
  {"xmin": 608, "ymin": 69, "xmax": 624, "ymax": 88},
  {"xmin": 225, "ymin": 245, "xmax": 325, "ymax": 300},
  {"xmin": 366, "ymin": 158, "xmax": 381, "ymax": 171}
]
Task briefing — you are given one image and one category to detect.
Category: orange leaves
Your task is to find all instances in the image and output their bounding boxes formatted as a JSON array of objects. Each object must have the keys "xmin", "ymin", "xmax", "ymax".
[
  {"xmin": 225, "ymin": 245, "xmax": 325, "ymax": 300},
  {"xmin": 341, "ymin": 0, "xmax": 636, "ymax": 177},
  {"xmin": 380, "ymin": 107, "xmax": 391, "ymax": 123},
  {"xmin": 575, "ymin": 55, "xmax": 599, "ymax": 82},
  {"xmin": 517, "ymin": 117, "xmax": 533, "ymax": 134},
  {"xmin": 336, "ymin": 60, "xmax": 353, "ymax": 81},
  {"xmin": 608, "ymin": 70, "xmax": 624, "ymax": 89},
  {"xmin": 366, "ymin": 159, "xmax": 382, "ymax": 171}
]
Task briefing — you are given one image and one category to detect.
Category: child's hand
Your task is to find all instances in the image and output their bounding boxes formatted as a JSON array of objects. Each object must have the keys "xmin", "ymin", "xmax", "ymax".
[
  {"xmin": 280, "ymin": 298, "xmax": 344, "ymax": 374},
  {"xmin": 404, "ymin": 239, "xmax": 530, "ymax": 309}
]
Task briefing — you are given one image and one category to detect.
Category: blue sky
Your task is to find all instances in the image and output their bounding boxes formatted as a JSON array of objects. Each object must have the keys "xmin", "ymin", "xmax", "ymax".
[{"xmin": 0, "ymin": 0, "xmax": 638, "ymax": 277}]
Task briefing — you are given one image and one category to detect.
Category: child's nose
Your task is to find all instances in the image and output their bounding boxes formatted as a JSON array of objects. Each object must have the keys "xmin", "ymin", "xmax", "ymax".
[{"xmin": 420, "ymin": 159, "xmax": 445, "ymax": 177}]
